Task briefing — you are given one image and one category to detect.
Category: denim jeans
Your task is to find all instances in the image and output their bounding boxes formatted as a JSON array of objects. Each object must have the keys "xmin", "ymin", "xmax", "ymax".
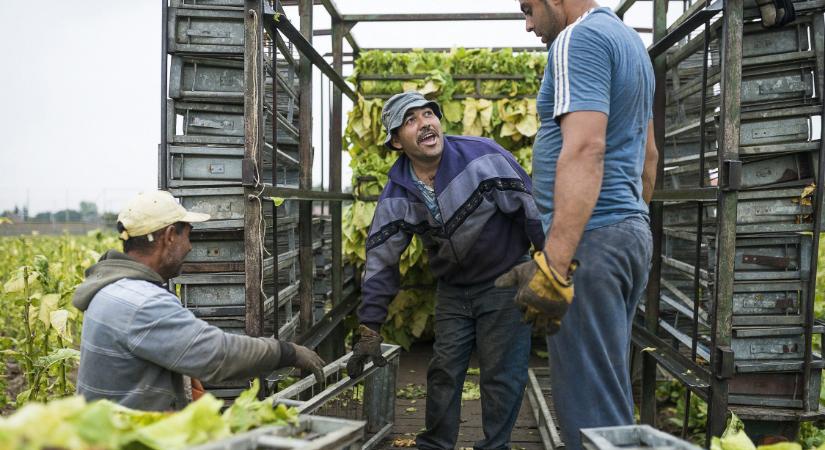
[
  {"xmin": 416, "ymin": 279, "xmax": 532, "ymax": 450},
  {"xmin": 546, "ymin": 216, "xmax": 653, "ymax": 450}
]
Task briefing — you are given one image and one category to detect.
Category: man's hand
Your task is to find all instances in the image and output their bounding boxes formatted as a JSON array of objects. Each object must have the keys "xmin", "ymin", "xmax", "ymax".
[
  {"xmin": 346, "ymin": 325, "xmax": 388, "ymax": 378},
  {"xmin": 495, "ymin": 252, "xmax": 577, "ymax": 334},
  {"xmin": 292, "ymin": 343, "xmax": 326, "ymax": 385}
]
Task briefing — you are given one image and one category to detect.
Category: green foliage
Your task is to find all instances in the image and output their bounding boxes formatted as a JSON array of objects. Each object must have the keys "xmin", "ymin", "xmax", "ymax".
[
  {"xmin": 656, "ymin": 380, "xmax": 707, "ymax": 444},
  {"xmin": 343, "ymin": 49, "xmax": 546, "ymax": 348},
  {"xmin": 0, "ymin": 381, "xmax": 299, "ymax": 450},
  {"xmin": 0, "ymin": 231, "xmax": 120, "ymax": 409}
]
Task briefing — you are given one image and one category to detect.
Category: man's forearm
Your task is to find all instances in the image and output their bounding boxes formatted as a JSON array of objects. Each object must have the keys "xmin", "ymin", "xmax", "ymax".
[
  {"xmin": 641, "ymin": 120, "xmax": 658, "ymax": 203},
  {"xmin": 544, "ymin": 143, "xmax": 604, "ymax": 277}
]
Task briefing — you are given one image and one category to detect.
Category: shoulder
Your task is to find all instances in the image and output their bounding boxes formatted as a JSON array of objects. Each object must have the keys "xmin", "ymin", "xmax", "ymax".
[
  {"xmin": 100, "ymin": 279, "xmax": 181, "ymax": 311},
  {"xmin": 444, "ymin": 135, "xmax": 509, "ymax": 158},
  {"xmin": 552, "ymin": 9, "xmax": 616, "ymax": 53}
]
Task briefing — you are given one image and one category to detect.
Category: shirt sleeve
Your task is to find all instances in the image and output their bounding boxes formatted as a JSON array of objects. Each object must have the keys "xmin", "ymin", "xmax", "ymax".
[
  {"xmin": 127, "ymin": 290, "xmax": 288, "ymax": 384},
  {"xmin": 359, "ymin": 195, "xmax": 413, "ymax": 329},
  {"xmin": 552, "ymin": 23, "xmax": 612, "ymax": 121},
  {"xmin": 497, "ymin": 149, "xmax": 546, "ymax": 250}
]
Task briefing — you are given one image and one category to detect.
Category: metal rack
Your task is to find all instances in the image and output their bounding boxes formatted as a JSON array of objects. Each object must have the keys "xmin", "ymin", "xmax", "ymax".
[
  {"xmin": 622, "ymin": 0, "xmax": 825, "ymax": 441},
  {"xmin": 161, "ymin": 0, "xmax": 359, "ymax": 400}
]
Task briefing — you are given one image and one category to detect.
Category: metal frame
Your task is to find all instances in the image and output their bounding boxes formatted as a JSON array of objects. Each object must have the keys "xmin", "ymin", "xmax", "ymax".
[{"xmin": 635, "ymin": 0, "xmax": 825, "ymax": 441}]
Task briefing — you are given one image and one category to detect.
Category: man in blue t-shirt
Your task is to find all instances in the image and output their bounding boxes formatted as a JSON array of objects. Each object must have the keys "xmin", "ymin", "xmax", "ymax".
[{"xmin": 498, "ymin": 1, "xmax": 659, "ymax": 448}]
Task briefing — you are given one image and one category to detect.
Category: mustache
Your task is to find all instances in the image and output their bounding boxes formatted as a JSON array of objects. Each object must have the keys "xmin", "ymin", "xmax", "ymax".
[{"xmin": 416, "ymin": 127, "xmax": 438, "ymax": 143}]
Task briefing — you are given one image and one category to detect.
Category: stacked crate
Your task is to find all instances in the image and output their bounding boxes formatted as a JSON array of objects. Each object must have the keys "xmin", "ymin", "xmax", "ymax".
[
  {"xmin": 656, "ymin": 6, "xmax": 824, "ymax": 413},
  {"xmin": 163, "ymin": 0, "xmax": 306, "ymax": 399}
]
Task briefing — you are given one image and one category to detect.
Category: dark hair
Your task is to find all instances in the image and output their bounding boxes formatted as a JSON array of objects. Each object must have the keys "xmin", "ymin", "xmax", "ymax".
[{"xmin": 119, "ymin": 221, "xmax": 188, "ymax": 254}]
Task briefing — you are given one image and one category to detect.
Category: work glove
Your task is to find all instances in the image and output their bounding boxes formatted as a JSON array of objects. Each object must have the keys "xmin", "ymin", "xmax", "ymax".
[
  {"xmin": 755, "ymin": 0, "xmax": 795, "ymax": 27},
  {"xmin": 346, "ymin": 324, "xmax": 387, "ymax": 378},
  {"xmin": 292, "ymin": 343, "xmax": 326, "ymax": 386},
  {"xmin": 495, "ymin": 252, "xmax": 577, "ymax": 335}
]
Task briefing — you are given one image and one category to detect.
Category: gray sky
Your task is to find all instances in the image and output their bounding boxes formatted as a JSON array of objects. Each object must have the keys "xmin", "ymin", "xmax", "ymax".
[{"xmin": 0, "ymin": 0, "xmax": 667, "ymax": 215}]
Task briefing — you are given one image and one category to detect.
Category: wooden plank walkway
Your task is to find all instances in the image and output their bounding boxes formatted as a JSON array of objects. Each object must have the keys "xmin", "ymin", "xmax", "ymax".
[{"xmin": 373, "ymin": 340, "xmax": 553, "ymax": 450}]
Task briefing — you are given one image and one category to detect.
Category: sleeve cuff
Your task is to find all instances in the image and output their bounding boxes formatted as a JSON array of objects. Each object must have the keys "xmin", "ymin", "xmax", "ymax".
[
  {"xmin": 277, "ymin": 340, "xmax": 297, "ymax": 367},
  {"xmin": 362, "ymin": 322, "xmax": 382, "ymax": 333}
]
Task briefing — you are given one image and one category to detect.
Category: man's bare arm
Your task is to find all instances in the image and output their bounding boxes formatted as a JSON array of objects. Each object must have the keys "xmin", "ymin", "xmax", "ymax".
[
  {"xmin": 543, "ymin": 111, "xmax": 608, "ymax": 278},
  {"xmin": 642, "ymin": 120, "xmax": 658, "ymax": 203}
]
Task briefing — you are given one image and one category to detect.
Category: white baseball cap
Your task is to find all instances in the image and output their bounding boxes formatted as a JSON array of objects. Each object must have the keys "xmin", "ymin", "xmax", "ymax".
[{"xmin": 117, "ymin": 190, "xmax": 210, "ymax": 240}]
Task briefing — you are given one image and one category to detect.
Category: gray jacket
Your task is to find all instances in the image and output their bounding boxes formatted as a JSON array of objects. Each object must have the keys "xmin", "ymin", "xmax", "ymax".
[{"xmin": 73, "ymin": 250, "xmax": 295, "ymax": 411}]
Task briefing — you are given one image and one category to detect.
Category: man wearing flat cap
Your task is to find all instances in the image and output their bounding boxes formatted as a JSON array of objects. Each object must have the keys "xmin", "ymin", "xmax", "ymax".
[
  {"xmin": 346, "ymin": 92, "xmax": 545, "ymax": 449},
  {"xmin": 74, "ymin": 190, "xmax": 325, "ymax": 411}
]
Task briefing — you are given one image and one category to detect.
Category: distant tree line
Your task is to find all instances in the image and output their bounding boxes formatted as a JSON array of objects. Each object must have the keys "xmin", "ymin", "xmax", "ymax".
[{"xmin": 1, "ymin": 201, "xmax": 117, "ymax": 224}]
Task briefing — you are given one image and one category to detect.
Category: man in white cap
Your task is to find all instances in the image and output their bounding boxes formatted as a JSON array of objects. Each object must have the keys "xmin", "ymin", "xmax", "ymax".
[{"xmin": 73, "ymin": 190, "xmax": 325, "ymax": 411}]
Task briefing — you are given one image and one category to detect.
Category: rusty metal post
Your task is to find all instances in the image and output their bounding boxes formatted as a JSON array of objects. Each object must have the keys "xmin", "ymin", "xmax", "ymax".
[
  {"xmin": 244, "ymin": 0, "xmax": 265, "ymax": 338},
  {"xmin": 803, "ymin": 13, "xmax": 825, "ymax": 412},
  {"xmin": 707, "ymin": 0, "xmax": 743, "ymax": 439},
  {"xmin": 298, "ymin": 0, "xmax": 314, "ymax": 334},
  {"xmin": 640, "ymin": 0, "xmax": 667, "ymax": 426}
]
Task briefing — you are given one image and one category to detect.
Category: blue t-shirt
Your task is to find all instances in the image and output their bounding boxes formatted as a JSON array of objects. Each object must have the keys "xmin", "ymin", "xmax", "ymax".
[{"xmin": 532, "ymin": 7, "xmax": 654, "ymax": 232}]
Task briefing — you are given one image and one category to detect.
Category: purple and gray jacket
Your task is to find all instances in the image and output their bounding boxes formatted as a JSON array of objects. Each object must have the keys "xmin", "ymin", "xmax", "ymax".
[{"xmin": 359, "ymin": 135, "xmax": 546, "ymax": 329}]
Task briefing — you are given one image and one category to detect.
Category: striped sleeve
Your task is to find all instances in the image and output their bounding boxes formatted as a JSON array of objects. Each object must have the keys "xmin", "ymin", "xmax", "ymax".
[{"xmin": 552, "ymin": 11, "xmax": 612, "ymax": 120}]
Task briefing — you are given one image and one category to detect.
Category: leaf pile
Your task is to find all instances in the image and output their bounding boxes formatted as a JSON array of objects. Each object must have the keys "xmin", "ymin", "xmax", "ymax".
[
  {"xmin": 344, "ymin": 49, "xmax": 546, "ymax": 348},
  {"xmin": 0, "ymin": 379, "xmax": 298, "ymax": 450}
]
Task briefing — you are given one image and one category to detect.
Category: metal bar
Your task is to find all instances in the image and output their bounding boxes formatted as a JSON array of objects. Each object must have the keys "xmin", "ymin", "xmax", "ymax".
[
  {"xmin": 262, "ymin": 186, "xmax": 353, "ymax": 201},
  {"xmin": 297, "ymin": 0, "xmax": 314, "ymax": 336},
  {"xmin": 707, "ymin": 0, "xmax": 743, "ymax": 439},
  {"xmin": 650, "ymin": 187, "xmax": 718, "ymax": 202},
  {"xmin": 340, "ymin": 12, "xmax": 526, "ymax": 22},
  {"xmin": 633, "ymin": 322, "xmax": 712, "ymax": 398},
  {"xmin": 295, "ymin": 290, "xmax": 359, "ymax": 349},
  {"xmin": 330, "ymin": 20, "xmax": 344, "ymax": 321},
  {"xmin": 685, "ymin": 21, "xmax": 711, "ymax": 438},
  {"xmin": 270, "ymin": 28, "xmax": 280, "ymax": 340},
  {"xmin": 802, "ymin": 13, "xmax": 825, "ymax": 412},
  {"xmin": 274, "ymin": 32, "xmax": 298, "ymax": 72},
  {"xmin": 244, "ymin": 0, "xmax": 265, "ymax": 338},
  {"xmin": 263, "ymin": 5, "xmax": 357, "ymax": 101},
  {"xmin": 648, "ymin": 0, "xmax": 722, "ymax": 59},
  {"xmin": 160, "ymin": 0, "xmax": 169, "ymax": 190},
  {"xmin": 615, "ymin": 0, "xmax": 638, "ymax": 18},
  {"xmin": 640, "ymin": 0, "xmax": 668, "ymax": 426}
]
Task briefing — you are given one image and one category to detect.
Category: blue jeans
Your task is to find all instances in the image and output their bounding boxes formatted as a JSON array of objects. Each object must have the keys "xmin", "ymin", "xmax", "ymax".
[
  {"xmin": 417, "ymin": 279, "xmax": 532, "ymax": 450},
  {"xmin": 546, "ymin": 216, "xmax": 652, "ymax": 450}
]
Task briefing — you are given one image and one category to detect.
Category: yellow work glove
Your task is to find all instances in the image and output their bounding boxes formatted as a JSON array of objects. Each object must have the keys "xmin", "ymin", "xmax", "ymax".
[{"xmin": 495, "ymin": 252, "xmax": 577, "ymax": 335}]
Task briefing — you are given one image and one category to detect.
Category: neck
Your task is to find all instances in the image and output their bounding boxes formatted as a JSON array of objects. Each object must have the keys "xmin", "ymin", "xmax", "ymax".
[
  {"xmin": 410, "ymin": 157, "xmax": 440, "ymax": 186},
  {"xmin": 128, "ymin": 251, "xmax": 167, "ymax": 281},
  {"xmin": 566, "ymin": 0, "xmax": 599, "ymax": 26}
]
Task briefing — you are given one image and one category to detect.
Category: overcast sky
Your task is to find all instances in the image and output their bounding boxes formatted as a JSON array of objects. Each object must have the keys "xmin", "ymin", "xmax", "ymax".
[{"xmin": 0, "ymin": 0, "xmax": 668, "ymax": 215}]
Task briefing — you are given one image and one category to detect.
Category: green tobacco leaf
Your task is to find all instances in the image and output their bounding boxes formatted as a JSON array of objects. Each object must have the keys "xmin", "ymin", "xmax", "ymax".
[
  {"xmin": 442, "ymin": 101, "xmax": 463, "ymax": 123},
  {"xmin": 50, "ymin": 309, "xmax": 72, "ymax": 343},
  {"xmin": 129, "ymin": 394, "xmax": 230, "ymax": 450},
  {"xmin": 39, "ymin": 293, "xmax": 60, "ymax": 328},
  {"xmin": 34, "ymin": 348, "xmax": 79, "ymax": 370}
]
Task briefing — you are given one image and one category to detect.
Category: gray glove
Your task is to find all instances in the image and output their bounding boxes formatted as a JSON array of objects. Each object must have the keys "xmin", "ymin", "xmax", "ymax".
[{"xmin": 292, "ymin": 343, "xmax": 326, "ymax": 385}]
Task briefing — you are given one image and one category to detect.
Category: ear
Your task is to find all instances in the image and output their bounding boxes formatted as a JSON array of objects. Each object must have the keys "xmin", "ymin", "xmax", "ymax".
[
  {"xmin": 390, "ymin": 134, "xmax": 403, "ymax": 151},
  {"xmin": 161, "ymin": 224, "xmax": 177, "ymax": 245}
]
